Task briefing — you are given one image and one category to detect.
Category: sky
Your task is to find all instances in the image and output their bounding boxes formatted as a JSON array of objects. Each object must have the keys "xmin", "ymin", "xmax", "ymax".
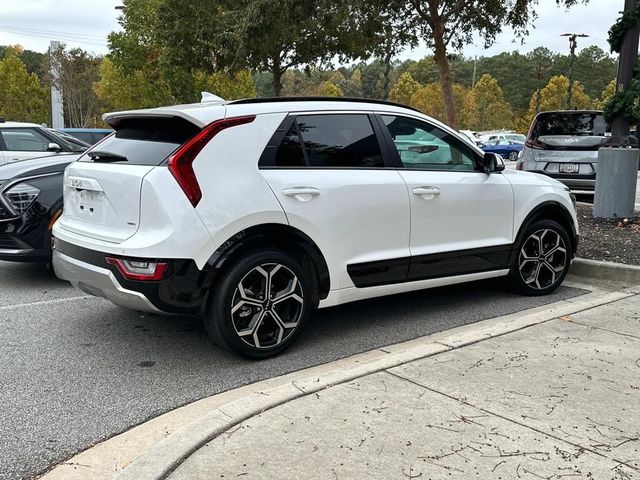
[{"xmin": 0, "ymin": 0, "xmax": 620, "ymax": 60}]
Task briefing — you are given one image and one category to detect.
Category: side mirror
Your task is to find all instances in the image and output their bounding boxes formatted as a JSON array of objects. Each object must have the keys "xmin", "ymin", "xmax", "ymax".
[
  {"xmin": 47, "ymin": 142, "xmax": 62, "ymax": 152},
  {"xmin": 408, "ymin": 145, "xmax": 439, "ymax": 154},
  {"xmin": 480, "ymin": 152, "xmax": 505, "ymax": 173}
]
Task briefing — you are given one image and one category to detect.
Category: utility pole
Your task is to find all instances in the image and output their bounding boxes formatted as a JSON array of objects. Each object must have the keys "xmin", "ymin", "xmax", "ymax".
[
  {"xmin": 49, "ymin": 41, "xmax": 64, "ymax": 129},
  {"xmin": 593, "ymin": 0, "xmax": 640, "ymax": 219},
  {"xmin": 561, "ymin": 33, "xmax": 589, "ymax": 109}
]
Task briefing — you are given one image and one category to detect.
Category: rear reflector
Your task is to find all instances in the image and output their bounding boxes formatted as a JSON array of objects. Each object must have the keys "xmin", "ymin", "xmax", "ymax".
[
  {"xmin": 168, "ymin": 115, "xmax": 256, "ymax": 207},
  {"xmin": 106, "ymin": 257, "xmax": 168, "ymax": 281}
]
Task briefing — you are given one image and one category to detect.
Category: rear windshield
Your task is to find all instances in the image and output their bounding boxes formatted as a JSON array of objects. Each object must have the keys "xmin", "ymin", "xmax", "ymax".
[
  {"xmin": 79, "ymin": 117, "xmax": 200, "ymax": 165},
  {"xmin": 532, "ymin": 112, "xmax": 609, "ymax": 139}
]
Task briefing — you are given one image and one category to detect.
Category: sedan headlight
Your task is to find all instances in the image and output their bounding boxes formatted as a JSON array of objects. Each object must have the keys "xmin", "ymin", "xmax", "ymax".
[{"xmin": 3, "ymin": 182, "xmax": 41, "ymax": 214}]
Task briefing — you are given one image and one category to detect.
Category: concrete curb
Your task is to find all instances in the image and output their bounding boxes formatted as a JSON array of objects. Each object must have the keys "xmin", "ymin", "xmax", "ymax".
[
  {"xmin": 39, "ymin": 281, "xmax": 638, "ymax": 480},
  {"xmin": 571, "ymin": 257, "xmax": 640, "ymax": 284}
]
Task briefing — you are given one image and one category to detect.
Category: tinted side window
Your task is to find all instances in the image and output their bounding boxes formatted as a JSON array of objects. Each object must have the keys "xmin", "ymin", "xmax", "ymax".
[
  {"xmin": 381, "ymin": 115, "xmax": 476, "ymax": 171},
  {"xmin": 275, "ymin": 123, "xmax": 306, "ymax": 167},
  {"xmin": 274, "ymin": 114, "xmax": 383, "ymax": 168}
]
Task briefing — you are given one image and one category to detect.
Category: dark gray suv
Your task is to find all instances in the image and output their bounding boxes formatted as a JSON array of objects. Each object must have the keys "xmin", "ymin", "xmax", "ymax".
[{"xmin": 516, "ymin": 110, "xmax": 609, "ymax": 193}]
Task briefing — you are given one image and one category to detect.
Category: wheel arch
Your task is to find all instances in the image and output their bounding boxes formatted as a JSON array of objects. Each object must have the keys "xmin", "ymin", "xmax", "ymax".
[
  {"xmin": 205, "ymin": 223, "xmax": 330, "ymax": 305},
  {"xmin": 512, "ymin": 201, "xmax": 578, "ymax": 261}
]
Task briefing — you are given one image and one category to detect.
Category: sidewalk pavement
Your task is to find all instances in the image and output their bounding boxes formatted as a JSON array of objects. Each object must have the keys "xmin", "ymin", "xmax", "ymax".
[
  {"xmin": 167, "ymin": 293, "xmax": 640, "ymax": 479},
  {"xmin": 42, "ymin": 277, "xmax": 640, "ymax": 480}
]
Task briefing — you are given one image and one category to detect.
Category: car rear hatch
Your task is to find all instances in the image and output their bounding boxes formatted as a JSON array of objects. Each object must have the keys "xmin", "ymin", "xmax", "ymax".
[
  {"xmin": 526, "ymin": 111, "xmax": 608, "ymax": 175},
  {"xmin": 58, "ymin": 115, "xmax": 204, "ymax": 243}
]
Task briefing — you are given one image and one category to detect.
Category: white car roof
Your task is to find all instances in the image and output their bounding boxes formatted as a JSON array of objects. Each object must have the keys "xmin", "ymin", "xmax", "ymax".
[
  {"xmin": 102, "ymin": 97, "xmax": 484, "ymax": 155},
  {"xmin": 0, "ymin": 121, "xmax": 43, "ymax": 128},
  {"xmin": 104, "ymin": 98, "xmax": 422, "ymax": 127}
]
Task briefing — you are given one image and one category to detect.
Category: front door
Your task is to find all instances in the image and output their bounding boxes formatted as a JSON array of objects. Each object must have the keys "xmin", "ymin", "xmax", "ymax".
[
  {"xmin": 377, "ymin": 114, "xmax": 514, "ymax": 281},
  {"xmin": 260, "ymin": 113, "xmax": 411, "ymax": 290}
]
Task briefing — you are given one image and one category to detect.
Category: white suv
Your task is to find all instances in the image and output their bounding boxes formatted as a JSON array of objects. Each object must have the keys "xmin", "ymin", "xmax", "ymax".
[{"xmin": 52, "ymin": 98, "xmax": 579, "ymax": 358}]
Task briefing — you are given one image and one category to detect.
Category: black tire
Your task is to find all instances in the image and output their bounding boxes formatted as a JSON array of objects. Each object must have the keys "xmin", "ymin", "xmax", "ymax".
[
  {"xmin": 508, "ymin": 219, "xmax": 572, "ymax": 296},
  {"xmin": 508, "ymin": 151, "xmax": 519, "ymax": 161},
  {"xmin": 204, "ymin": 250, "xmax": 312, "ymax": 359}
]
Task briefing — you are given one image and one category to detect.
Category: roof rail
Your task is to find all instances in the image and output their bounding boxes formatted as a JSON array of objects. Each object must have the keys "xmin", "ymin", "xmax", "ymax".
[{"xmin": 228, "ymin": 96, "xmax": 421, "ymax": 113}]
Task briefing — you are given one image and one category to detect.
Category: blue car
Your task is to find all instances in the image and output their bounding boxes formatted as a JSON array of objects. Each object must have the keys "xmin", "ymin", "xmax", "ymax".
[
  {"xmin": 481, "ymin": 138, "xmax": 524, "ymax": 161},
  {"xmin": 57, "ymin": 128, "xmax": 112, "ymax": 145}
]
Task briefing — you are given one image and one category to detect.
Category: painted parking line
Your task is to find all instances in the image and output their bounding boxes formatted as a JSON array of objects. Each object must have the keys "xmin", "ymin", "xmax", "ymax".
[{"xmin": 0, "ymin": 295, "xmax": 92, "ymax": 311}]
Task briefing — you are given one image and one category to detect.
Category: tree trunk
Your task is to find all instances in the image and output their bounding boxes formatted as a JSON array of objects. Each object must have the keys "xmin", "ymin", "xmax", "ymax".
[
  {"xmin": 381, "ymin": 35, "xmax": 394, "ymax": 99},
  {"xmin": 271, "ymin": 55, "xmax": 282, "ymax": 97},
  {"xmin": 272, "ymin": 71, "xmax": 282, "ymax": 97},
  {"xmin": 431, "ymin": 20, "xmax": 458, "ymax": 128}
]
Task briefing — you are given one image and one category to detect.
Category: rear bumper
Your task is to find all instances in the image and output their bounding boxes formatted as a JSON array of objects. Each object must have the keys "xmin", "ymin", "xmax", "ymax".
[
  {"xmin": 53, "ymin": 250, "xmax": 163, "ymax": 313},
  {"xmin": 52, "ymin": 238, "xmax": 212, "ymax": 315},
  {"xmin": 528, "ymin": 170, "xmax": 596, "ymax": 192}
]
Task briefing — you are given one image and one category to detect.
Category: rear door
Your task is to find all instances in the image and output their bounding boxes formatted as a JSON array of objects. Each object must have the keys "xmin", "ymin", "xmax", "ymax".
[
  {"xmin": 260, "ymin": 112, "xmax": 411, "ymax": 290},
  {"xmin": 57, "ymin": 116, "xmax": 201, "ymax": 243},
  {"xmin": 0, "ymin": 128, "xmax": 52, "ymax": 163},
  {"xmin": 377, "ymin": 114, "xmax": 514, "ymax": 281}
]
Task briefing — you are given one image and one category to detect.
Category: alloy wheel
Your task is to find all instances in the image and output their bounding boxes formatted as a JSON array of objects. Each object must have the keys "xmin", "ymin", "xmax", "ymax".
[
  {"xmin": 509, "ymin": 151, "xmax": 519, "ymax": 161},
  {"xmin": 518, "ymin": 229, "xmax": 567, "ymax": 290},
  {"xmin": 231, "ymin": 263, "xmax": 304, "ymax": 349}
]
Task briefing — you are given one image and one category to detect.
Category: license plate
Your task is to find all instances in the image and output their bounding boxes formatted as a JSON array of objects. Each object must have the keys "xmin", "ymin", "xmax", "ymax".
[{"xmin": 559, "ymin": 163, "xmax": 579, "ymax": 174}]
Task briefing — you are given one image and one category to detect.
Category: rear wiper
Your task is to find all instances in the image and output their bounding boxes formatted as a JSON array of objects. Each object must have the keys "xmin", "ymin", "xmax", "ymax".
[{"xmin": 88, "ymin": 151, "xmax": 128, "ymax": 162}]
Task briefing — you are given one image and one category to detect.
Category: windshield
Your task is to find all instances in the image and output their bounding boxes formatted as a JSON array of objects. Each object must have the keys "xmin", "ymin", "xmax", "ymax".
[
  {"xmin": 532, "ymin": 112, "xmax": 609, "ymax": 139},
  {"xmin": 505, "ymin": 134, "xmax": 526, "ymax": 143},
  {"xmin": 47, "ymin": 129, "xmax": 89, "ymax": 152}
]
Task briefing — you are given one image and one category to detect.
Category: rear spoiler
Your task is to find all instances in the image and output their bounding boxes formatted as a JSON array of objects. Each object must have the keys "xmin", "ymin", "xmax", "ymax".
[{"xmin": 103, "ymin": 101, "xmax": 227, "ymax": 129}]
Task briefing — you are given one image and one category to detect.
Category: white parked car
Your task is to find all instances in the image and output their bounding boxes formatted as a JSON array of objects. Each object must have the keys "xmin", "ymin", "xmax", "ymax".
[
  {"xmin": 52, "ymin": 98, "xmax": 579, "ymax": 358},
  {"xmin": 0, "ymin": 120, "xmax": 87, "ymax": 165},
  {"xmin": 480, "ymin": 132, "xmax": 527, "ymax": 144}
]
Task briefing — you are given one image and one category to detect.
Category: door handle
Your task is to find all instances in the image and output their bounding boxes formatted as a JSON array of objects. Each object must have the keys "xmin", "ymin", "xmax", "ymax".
[
  {"xmin": 281, "ymin": 186, "xmax": 320, "ymax": 202},
  {"xmin": 412, "ymin": 186, "xmax": 440, "ymax": 198}
]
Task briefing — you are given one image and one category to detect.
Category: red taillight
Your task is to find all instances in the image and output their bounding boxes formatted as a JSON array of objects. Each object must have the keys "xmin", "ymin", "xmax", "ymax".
[
  {"xmin": 167, "ymin": 115, "xmax": 256, "ymax": 207},
  {"xmin": 524, "ymin": 138, "xmax": 544, "ymax": 149},
  {"xmin": 106, "ymin": 257, "xmax": 168, "ymax": 281}
]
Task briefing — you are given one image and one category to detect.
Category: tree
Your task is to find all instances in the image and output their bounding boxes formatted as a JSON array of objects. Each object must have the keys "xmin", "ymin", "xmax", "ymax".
[
  {"xmin": 44, "ymin": 46, "xmax": 102, "ymax": 128},
  {"xmin": 597, "ymin": 79, "xmax": 616, "ymax": 109},
  {"xmin": 410, "ymin": 82, "xmax": 473, "ymax": 127},
  {"xmin": 471, "ymin": 74, "xmax": 513, "ymax": 131},
  {"xmin": 391, "ymin": 0, "xmax": 586, "ymax": 129},
  {"xmin": 339, "ymin": 68, "xmax": 364, "ymax": 97},
  {"xmin": 388, "ymin": 72, "xmax": 422, "ymax": 105},
  {"xmin": 229, "ymin": 0, "xmax": 375, "ymax": 96},
  {"xmin": 571, "ymin": 46, "xmax": 617, "ymax": 99},
  {"xmin": 362, "ymin": 3, "xmax": 419, "ymax": 99},
  {"xmin": 94, "ymin": 57, "xmax": 176, "ymax": 112},
  {"xmin": 318, "ymin": 81, "xmax": 344, "ymax": 97},
  {"xmin": 517, "ymin": 74, "xmax": 593, "ymax": 132},
  {"xmin": 194, "ymin": 70, "xmax": 256, "ymax": 100},
  {"xmin": 0, "ymin": 52, "xmax": 49, "ymax": 124}
]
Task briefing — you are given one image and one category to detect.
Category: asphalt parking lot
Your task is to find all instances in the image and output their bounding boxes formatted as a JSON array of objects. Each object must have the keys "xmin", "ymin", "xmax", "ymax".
[{"xmin": 0, "ymin": 260, "xmax": 586, "ymax": 480}]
